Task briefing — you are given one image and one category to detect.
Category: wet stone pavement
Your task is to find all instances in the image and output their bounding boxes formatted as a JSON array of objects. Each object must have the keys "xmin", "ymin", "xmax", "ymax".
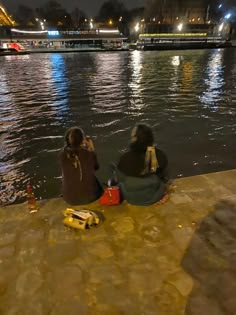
[{"xmin": 0, "ymin": 169, "xmax": 236, "ymax": 315}]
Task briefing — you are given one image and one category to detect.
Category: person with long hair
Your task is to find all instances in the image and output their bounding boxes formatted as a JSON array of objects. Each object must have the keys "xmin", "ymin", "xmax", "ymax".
[
  {"xmin": 117, "ymin": 123, "xmax": 169, "ymax": 205},
  {"xmin": 60, "ymin": 127, "xmax": 102, "ymax": 205}
]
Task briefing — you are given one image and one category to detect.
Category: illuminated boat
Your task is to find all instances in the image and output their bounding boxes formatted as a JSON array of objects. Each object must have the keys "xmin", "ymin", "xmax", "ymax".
[
  {"xmin": 0, "ymin": 42, "xmax": 30, "ymax": 55},
  {"xmin": 0, "ymin": 28, "xmax": 129, "ymax": 53},
  {"xmin": 137, "ymin": 33, "xmax": 232, "ymax": 50}
]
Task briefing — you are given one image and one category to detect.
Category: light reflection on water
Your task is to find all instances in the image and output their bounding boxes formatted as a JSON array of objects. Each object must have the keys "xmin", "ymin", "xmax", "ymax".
[
  {"xmin": 0, "ymin": 49, "xmax": 236, "ymax": 204},
  {"xmin": 200, "ymin": 49, "xmax": 224, "ymax": 110}
]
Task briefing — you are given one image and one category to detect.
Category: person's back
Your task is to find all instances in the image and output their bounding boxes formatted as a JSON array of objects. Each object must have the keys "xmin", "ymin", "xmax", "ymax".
[
  {"xmin": 60, "ymin": 127, "xmax": 102, "ymax": 205},
  {"xmin": 117, "ymin": 124, "xmax": 169, "ymax": 205}
]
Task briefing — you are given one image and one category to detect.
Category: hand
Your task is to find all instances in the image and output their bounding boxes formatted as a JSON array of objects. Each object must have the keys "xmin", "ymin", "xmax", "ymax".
[{"xmin": 83, "ymin": 136, "xmax": 95, "ymax": 152}]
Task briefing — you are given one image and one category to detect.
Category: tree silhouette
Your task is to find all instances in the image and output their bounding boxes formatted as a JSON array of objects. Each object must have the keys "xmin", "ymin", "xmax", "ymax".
[
  {"xmin": 15, "ymin": 4, "xmax": 35, "ymax": 26},
  {"xmin": 36, "ymin": 1, "xmax": 72, "ymax": 27},
  {"xmin": 97, "ymin": 0, "xmax": 128, "ymax": 23}
]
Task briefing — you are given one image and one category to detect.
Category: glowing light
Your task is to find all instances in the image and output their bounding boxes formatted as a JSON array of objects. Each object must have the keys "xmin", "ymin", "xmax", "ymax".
[
  {"xmin": 48, "ymin": 30, "xmax": 60, "ymax": 36},
  {"xmin": 119, "ymin": 16, "xmax": 122, "ymax": 22},
  {"xmin": 218, "ymin": 22, "xmax": 224, "ymax": 32},
  {"xmin": 11, "ymin": 28, "xmax": 48, "ymax": 34},
  {"xmin": 218, "ymin": 4, "xmax": 223, "ymax": 8},
  {"xmin": 90, "ymin": 22, "xmax": 94, "ymax": 29},
  {"xmin": 225, "ymin": 13, "xmax": 231, "ymax": 20},
  {"xmin": 134, "ymin": 23, "xmax": 140, "ymax": 32},
  {"xmin": 139, "ymin": 33, "xmax": 207, "ymax": 37},
  {"xmin": 177, "ymin": 23, "xmax": 183, "ymax": 31},
  {"xmin": 99, "ymin": 29, "xmax": 119, "ymax": 34},
  {"xmin": 109, "ymin": 19, "xmax": 113, "ymax": 25},
  {"xmin": 200, "ymin": 50, "xmax": 224, "ymax": 109},
  {"xmin": 171, "ymin": 56, "xmax": 180, "ymax": 66}
]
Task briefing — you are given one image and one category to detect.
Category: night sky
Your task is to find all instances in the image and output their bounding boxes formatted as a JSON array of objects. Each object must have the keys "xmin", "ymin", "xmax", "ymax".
[{"xmin": 2, "ymin": 0, "xmax": 145, "ymax": 17}]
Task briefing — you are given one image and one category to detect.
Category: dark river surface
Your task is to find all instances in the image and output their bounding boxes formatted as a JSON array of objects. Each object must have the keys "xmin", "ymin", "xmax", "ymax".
[{"xmin": 0, "ymin": 49, "xmax": 236, "ymax": 204}]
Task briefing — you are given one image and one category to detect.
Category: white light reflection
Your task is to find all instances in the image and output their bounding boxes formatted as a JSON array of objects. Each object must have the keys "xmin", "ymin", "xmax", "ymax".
[
  {"xmin": 200, "ymin": 50, "xmax": 224, "ymax": 111},
  {"xmin": 128, "ymin": 50, "xmax": 144, "ymax": 114},
  {"xmin": 169, "ymin": 55, "xmax": 181, "ymax": 94},
  {"xmin": 89, "ymin": 53, "xmax": 128, "ymax": 117},
  {"xmin": 49, "ymin": 54, "xmax": 69, "ymax": 119},
  {"xmin": 172, "ymin": 55, "xmax": 180, "ymax": 67}
]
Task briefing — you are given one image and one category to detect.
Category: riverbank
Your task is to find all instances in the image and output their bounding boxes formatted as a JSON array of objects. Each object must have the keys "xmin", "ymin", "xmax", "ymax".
[{"xmin": 0, "ymin": 169, "xmax": 236, "ymax": 314}]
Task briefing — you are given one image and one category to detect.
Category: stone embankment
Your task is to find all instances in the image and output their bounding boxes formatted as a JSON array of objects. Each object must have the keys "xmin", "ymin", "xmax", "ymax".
[{"xmin": 0, "ymin": 169, "xmax": 236, "ymax": 315}]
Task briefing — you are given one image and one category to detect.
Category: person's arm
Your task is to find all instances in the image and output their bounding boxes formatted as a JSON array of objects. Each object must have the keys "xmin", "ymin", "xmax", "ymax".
[
  {"xmin": 92, "ymin": 152, "xmax": 99, "ymax": 171},
  {"xmin": 156, "ymin": 148, "xmax": 169, "ymax": 182}
]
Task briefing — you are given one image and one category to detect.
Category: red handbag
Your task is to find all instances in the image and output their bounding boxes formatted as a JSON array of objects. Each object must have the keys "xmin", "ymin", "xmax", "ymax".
[{"xmin": 99, "ymin": 186, "xmax": 121, "ymax": 205}]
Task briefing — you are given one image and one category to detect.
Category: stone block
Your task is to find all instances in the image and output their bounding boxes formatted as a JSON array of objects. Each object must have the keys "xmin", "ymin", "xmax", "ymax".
[
  {"xmin": 15, "ymin": 267, "xmax": 43, "ymax": 298},
  {"xmin": 86, "ymin": 242, "xmax": 114, "ymax": 259}
]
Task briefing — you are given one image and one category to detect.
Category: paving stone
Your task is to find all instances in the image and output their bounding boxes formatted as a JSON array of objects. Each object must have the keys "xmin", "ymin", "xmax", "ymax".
[
  {"xmin": 47, "ymin": 265, "xmax": 83, "ymax": 300},
  {"xmin": 17, "ymin": 246, "xmax": 44, "ymax": 266},
  {"xmin": 0, "ymin": 280, "xmax": 7, "ymax": 296},
  {"xmin": 81, "ymin": 226, "xmax": 108, "ymax": 241},
  {"xmin": 51, "ymin": 299, "xmax": 88, "ymax": 315},
  {"xmin": 89, "ymin": 264, "xmax": 123, "ymax": 285},
  {"xmin": 128, "ymin": 269, "xmax": 163, "ymax": 294},
  {"xmin": 171, "ymin": 226, "xmax": 194, "ymax": 251},
  {"xmin": 167, "ymin": 271, "xmax": 193, "ymax": 297},
  {"xmin": 154, "ymin": 282, "xmax": 186, "ymax": 315},
  {"xmin": 86, "ymin": 241, "xmax": 114, "ymax": 259},
  {"xmin": 111, "ymin": 216, "xmax": 135, "ymax": 236},
  {"xmin": 45, "ymin": 241, "xmax": 79, "ymax": 265},
  {"xmin": 19, "ymin": 229, "xmax": 45, "ymax": 246},
  {"xmin": 15, "ymin": 267, "xmax": 43, "ymax": 298},
  {"xmin": 170, "ymin": 193, "xmax": 193, "ymax": 204},
  {"xmin": 0, "ymin": 233, "xmax": 16, "ymax": 247},
  {"xmin": 0, "ymin": 246, "xmax": 15, "ymax": 259}
]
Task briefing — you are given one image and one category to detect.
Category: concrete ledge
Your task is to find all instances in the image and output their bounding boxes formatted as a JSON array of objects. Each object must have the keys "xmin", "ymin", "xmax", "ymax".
[{"xmin": 0, "ymin": 169, "xmax": 236, "ymax": 314}]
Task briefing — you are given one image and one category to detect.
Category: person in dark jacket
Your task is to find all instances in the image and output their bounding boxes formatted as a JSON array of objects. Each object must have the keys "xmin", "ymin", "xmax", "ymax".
[
  {"xmin": 60, "ymin": 127, "xmax": 102, "ymax": 205},
  {"xmin": 117, "ymin": 124, "xmax": 169, "ymax": 206}
]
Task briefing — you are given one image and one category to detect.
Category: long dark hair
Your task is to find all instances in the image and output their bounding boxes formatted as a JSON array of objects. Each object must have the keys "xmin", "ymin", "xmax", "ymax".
[
  {"xmin": 133, "ymin": 124, "xmax": 154, "ymax": 147},
  {"xmin": 65, "ymin": 127, "xmax": 84, "ymax": 147},
  {"xmin": 64, "ymin": 127, "xmax": 84, "ymax": 173}
]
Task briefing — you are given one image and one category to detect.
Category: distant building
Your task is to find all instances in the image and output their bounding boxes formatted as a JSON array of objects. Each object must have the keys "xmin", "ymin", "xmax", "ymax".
[{"xmin": 144, "ymin": 0, "xmax": 213, "ymax": 24}]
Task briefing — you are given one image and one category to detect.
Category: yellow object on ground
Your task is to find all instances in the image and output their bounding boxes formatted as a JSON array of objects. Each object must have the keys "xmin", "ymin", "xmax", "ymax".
[{"xmin": 63, "ymin": 208, "xmax": 100, "ymax": 230}]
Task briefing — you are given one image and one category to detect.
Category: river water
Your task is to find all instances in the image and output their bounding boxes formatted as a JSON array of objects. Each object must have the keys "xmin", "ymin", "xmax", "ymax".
[{"xmin": 0, "ymin": 49, "xmax": 236, "ymax": 204}]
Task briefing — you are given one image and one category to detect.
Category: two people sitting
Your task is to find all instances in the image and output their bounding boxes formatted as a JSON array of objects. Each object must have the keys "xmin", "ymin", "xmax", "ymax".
[{"xmin": 60, "ymin": 124, "xmax": 169, "ymax": 206}]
